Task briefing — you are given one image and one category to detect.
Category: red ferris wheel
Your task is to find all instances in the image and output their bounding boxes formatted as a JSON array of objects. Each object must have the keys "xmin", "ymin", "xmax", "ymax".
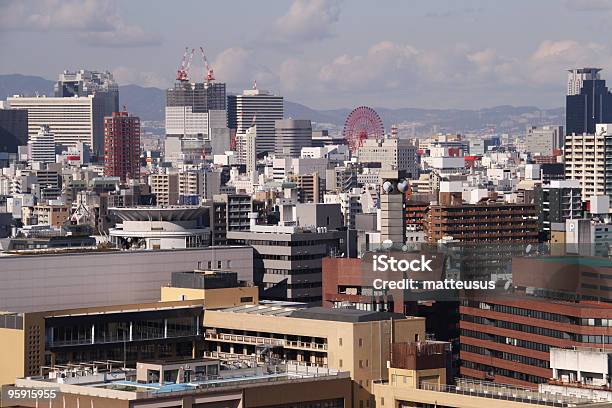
[{"xmin": 342, "ymin": 106, "xmax": 385, "ymax": 153}]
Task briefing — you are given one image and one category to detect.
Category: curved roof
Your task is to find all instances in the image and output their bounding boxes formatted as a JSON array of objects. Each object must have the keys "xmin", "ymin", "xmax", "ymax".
[{"xmin": 110, "ymin": 207, "xmax": 207, "ymax": 222}]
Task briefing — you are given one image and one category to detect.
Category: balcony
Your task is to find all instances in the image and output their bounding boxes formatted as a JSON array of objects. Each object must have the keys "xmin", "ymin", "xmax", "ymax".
[{"xmin": 205, "ymin": 332, "xmax": 285, "ymax": 347}]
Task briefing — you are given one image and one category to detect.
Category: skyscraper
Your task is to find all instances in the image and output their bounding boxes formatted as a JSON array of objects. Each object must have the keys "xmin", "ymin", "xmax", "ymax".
[
  {"xmin": 0, "ymin": 107, "xmax": 28, "ymax": 153},
  {"xmin": 564, "ymin": 122, "xmax": 612, "ymax": 200},
  {"xmin": 165, "ymin": 81, "xmax": 226, "ymax": 138},
  {"xmin": 54, "ymin": 70, "xmax": 119, "ymax": 120},
  {"xmin": 566, "ymin": 68, "xmax": 612, "ymax": 135},
  {"xmin": 28, "ymin": 125, "xmax": 55, "ymax": 165},
  {"xmin": 274, "ymin": 119, "xmax": 312, "ymax": 158},
  {"xmin": 228, "ymin": 87, "xmax": 283, "ymax": 155},
  {"xmin": 104, "ymin": 111, "xmax": 140, "ymax": 182},
  {"xmin": 7, "ymin": 95, "xmax": 105, "ymax": 156}
]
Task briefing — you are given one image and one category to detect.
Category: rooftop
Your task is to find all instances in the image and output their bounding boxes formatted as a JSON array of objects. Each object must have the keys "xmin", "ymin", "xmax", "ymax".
[
  {"xmin": 17, "ymin": 362, "xmax": 348, "ymax": 400},
  {"xmin": 290, "ymin": 307, "xmax": 407, "ymax": 323}
]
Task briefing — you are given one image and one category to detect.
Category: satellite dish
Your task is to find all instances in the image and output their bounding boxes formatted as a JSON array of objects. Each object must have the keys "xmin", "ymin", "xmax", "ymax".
[
  {"xmin": 525, "ymin": 244, "xmax": 532, "ymax": 254},
  {"xmin": 382, "ymin": 239, "xmax": 393, "ymax": 249},
  {"xmin": 382, "ymin": 181, "xmax": 394, "ymax": 194},
  {"xmin": 397, "ymin": 180, "xmax": 409, "ymax": 193}
]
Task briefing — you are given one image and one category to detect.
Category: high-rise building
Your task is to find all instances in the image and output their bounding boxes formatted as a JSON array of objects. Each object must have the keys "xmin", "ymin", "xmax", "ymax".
[
  {"xmin": 274, "ymin": 119, "xmax": 312, "ymax": 158},
  {"xmin": 227, "ymin": 204, "xmax": 343, "ymax": 303},
  {"xmin": 0, "ymin": 107, "xmax": 28, "ymax": 153},
  {"xmin": 534, "ymin": 180, "xmax": 582, "ymax": 239},
  {"xmin": 564, "ymin": 123, "xmax": 612, "ymax": 200},
  {"xmin": 103, "ymin": 111, "xmax": 140, "ymax": 182},
  {"xmin": 149, "ymin": 171, "xmax": 179, "ymax": 206},
  {"xmin": 566, "ymin": 68, "xmax": 612, "ymax": 135},
  {"xmin": 357, "ymin": 137, "xmax": 419, "ymax": 178},
  {"xmin": 245, "ymin": 125, "xmax": 258, "ymax": 174},
  {"xmin": 526, "ymin": 125, "xmax": 564, "ymax": 156},
  {"xmin": 228, "ymin": 88, "xmax": 283, "ymax": 154},
  {"xmin": 28, "ymin": 125, "xmax": 55, "ymax": 164},
  {"xmin": 54, "ymin": 70, "xmax": 119, "ymax": 119},
  {"xmin": 165, "ymin": 81, "xmax": 226, "ymax": 139},
  {"xmin": 6, "ymin": 95, "xmax": 105, "ymax": 156}
]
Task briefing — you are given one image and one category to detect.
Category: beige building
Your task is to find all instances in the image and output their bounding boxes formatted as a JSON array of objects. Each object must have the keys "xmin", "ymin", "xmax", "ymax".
[
  {"xmin": 33, "ymin": 203, "xmax": 70, "ymax": 227},
  {"xmin": 202, "ymin": 305, "xmax": 425, "ymax": 407},
  {"xmin": 149, "ymin": 172, "xmax": 179, "ymax": 206},
  {"xmin": 372, "ymin": 342, "xmax": 606, "ymax": 408},
  {"xmin": 0, "ymin": 299, "xmax": 208, "ymax": 385},
  {"xmin": 357, "ymin": 137, "xmax": 418, "ymax": 178}
]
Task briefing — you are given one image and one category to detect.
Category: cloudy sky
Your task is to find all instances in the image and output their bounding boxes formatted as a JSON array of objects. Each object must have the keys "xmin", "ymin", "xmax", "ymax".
[{"xmin": 1, "ymin": 0, "xmax": 612, "ymax": 109}]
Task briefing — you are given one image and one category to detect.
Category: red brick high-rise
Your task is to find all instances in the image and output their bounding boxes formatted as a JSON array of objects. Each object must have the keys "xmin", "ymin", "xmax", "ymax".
[{"xmin": 104, "ymin": 111, "xmax": 140, "ymax": 182}]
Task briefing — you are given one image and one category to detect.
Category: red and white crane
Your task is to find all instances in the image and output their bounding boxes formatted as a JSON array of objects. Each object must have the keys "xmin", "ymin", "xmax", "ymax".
[
  {"xmin": 199, "ymin": 47, "xmax": 215, "ymax": 83},
  {"xmin": 176, "ymin": 47, "xmax": 195, "ymax": 82}
]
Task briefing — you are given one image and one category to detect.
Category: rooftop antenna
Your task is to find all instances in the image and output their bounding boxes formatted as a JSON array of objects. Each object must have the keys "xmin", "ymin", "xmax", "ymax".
[{"xmin": 252, "ymin": 80, "xmax": 257, "ymax": 90}]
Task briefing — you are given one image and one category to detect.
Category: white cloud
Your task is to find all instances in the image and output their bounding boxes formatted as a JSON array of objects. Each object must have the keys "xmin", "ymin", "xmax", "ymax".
[
  {"xmin": 272, "ymin": 0, "xmax": 342, "ymax": 43},
  {"xmin": 112, "ymin": 66, "xmax": 168, "ymax": 89},
  {"xmin": 212, "ymin": 47, "xmax": 277, "ymax": 90},
  {"xmin": 0, "ymin": 0, "xmax": 161, "ymax": 47}
]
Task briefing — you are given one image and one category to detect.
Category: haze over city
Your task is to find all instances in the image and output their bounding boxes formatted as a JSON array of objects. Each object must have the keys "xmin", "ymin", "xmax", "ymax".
[{"xmin": 3, "ymin": 0, "xmax": 612, "ymax": 109}]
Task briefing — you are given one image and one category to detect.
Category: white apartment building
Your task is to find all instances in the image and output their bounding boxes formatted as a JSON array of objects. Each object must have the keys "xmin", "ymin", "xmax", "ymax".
[
  {"xmin": 28, "ymin": 125, "xmax": 56, "ymax": 164},
  {"xmin": 357, "ymin": 137, "xmax": 418, "ymax": 178},
  {"xmin": 7, "ymin": 95, "xmax": 104, "ymax": 155},
  {"xmin": 564, "ymin": 123, "xmax": 612, "ymax": 200}
]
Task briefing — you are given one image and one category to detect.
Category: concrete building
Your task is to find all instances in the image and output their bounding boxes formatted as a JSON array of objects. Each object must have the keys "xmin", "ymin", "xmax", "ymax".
[
  {"xmin": 564, "ymin": 123, "xmax": 612, "ymax": 200},
  {"xmin": 149, "ymin": 171, "xmax": 179, "ymax": 206},
  {"xmin": 288, "ymin": 172, "xmax": 323, "ymax": 204},
  {"xmin": 165, "ymin": 81, "xmax": 226, "ymax": 140},
  {"xmin": 0, "ymin": 107, "xmax": 28, "ymax": 153},
  {"xmin": 0, "ymin": 299, "xmax": 206, "ymax": 384},
  {"xmin": 379, "ymin": 175, "xmax": 407, "ymax": 245},
  {"xmin": 535, "ymin": 180, "xmax": 582, "ymax": 239},
  {"xmin": 203, "ymin": 304, "xmax": 425, "ymax": 407},
  {"xmin": 425, "ymin": 201, "xmax": 538, "ymax": 243},
  {"xmin": 373, "ymin": 348, "xmax": 601, "ymax": 408},
  {"xmin": 0, "ymin": 247, "xmax": 254, "ymax": 313},
  {"xmin": 28, "ymin": 125, "xmax": 55, "ymax": 164},
  {"xmin": 565, "ymin": 218, "xmax": 612, "ymax": 257},
  {"xmin": 324, "ymin": 189, "xmax": 362, "ymax": 229},
  {"xmin": 540, "ymin": 347, "xmax": 612, "ymax": 403},
  {"xmin": 228, "ymin": 88, "xmax": 283, "ymax": 154},
  {"xmin": 357, "ymin": 137, "xmax": 418, "ymax": 178},
  {"xmin": 108, "ymin": 207, "xmax": 210, "ymax": 250},
  {"xmin": 274, "ymin": 119, "xmax": 312, "ymax": 158},
  {"xmin": 160, "ymin": 269, "xmax": 259, "ymax": 307},
  {"xmin": 245, "ymin": 125, "xmax": 258, "ymax": 175},
  {"xmin": 227, "ymin": 204, "xmax": 344, "ymax": 302},
  {"xmin": 103, "ymin": 111, "xmax": 140, "ymax": 182},
  {"xmin": 33, "ymin": 203, "xmax": 70, "ymax": 227},
  {"xmin": 7, "ymin": 95, "xmax": 105, "ymax": 156},
  {"xmin": 460, "ymin": 293, "xmax": 612, "ymax": 388},
  {"xmin": 566, "ymin": 68, "xmax": 612, "ymax": 135},
  {"xmin": 526, "ymin": 125, "xmax": 564, "ymax": 156},
  {"xmin": 54, "ymin": 69, "xmax": 119, "ymax": 120},
  {"xmin": 10, "ymin": 360, "xmax": 352, "ymax": 408},
  {"xmin": 211, "ymin": 193, "xmax": 253, "ymax": 246}
]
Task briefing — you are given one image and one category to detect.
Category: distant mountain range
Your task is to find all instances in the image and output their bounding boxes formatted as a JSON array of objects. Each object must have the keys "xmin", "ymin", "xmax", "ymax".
[{"xmin": 0, "ymin": 74, "xmax": 564, "ymax": 134}]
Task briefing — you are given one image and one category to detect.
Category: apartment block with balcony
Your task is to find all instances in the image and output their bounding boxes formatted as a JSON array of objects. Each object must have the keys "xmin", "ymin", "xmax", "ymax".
[{"xmin": 202, "ymin": 304, "xmax": 425, "ymax": 408}]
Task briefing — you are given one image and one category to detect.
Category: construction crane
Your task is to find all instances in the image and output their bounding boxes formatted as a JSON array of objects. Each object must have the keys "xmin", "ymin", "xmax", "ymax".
[
  {"xmin": 199, "ymin": 47, "xmax": 215, "ymax": 84},
  {"xmin": 176, "ymin": 47, "xmax": 195, "ymax": 82}
]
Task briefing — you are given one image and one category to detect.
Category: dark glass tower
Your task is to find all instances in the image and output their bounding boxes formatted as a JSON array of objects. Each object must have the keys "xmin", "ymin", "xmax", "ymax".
[{"xmin": 566, "ymin": 68, "xmax": 612, "ymax": 135}]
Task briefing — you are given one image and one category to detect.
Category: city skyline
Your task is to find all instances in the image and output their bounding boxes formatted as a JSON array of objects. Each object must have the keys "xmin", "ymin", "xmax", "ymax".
[{"xmin": 4, "ymin": 0, "xmax": 612, "ymax": 110}]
